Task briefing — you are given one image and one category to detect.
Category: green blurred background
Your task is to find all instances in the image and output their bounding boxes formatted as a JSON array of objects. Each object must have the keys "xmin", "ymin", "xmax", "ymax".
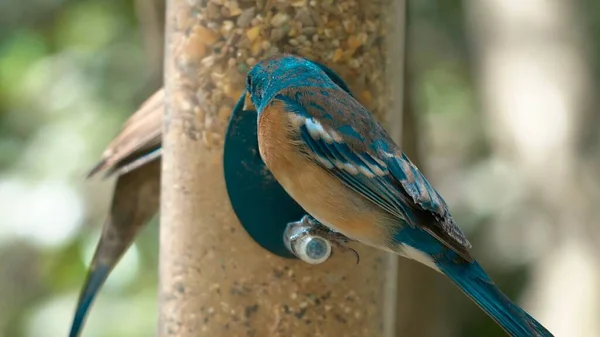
[{"xmin": 1, "ymin": 0, "xmax": 599, "ymax": 336}]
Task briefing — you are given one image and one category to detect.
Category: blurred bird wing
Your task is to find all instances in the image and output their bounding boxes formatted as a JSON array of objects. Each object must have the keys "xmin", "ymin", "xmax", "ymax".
[
  {"xmin": 276, "ymin": 91, "xmax": 472, "ymax": 259},
  {"xmin": 88, "ymin": 89, "xmax": 164, "ymax": 178}
]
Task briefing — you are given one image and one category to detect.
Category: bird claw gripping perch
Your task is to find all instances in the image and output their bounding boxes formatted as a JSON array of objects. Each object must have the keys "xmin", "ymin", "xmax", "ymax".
[
  {"xmin": 301, "ymin": 217, "xmax": 360, "ymax": 264},
  {"xmin": 283, "ymin": 215, "xmax": 332, "ymax": 264},
  {"xmin": 284, "ymin": 215, "xmax": 360, "ymax": 265}
]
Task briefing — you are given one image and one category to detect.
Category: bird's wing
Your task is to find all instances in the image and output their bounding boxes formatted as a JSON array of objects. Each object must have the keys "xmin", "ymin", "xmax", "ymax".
[
  {"xmin": 276, "ymin": 88, "xmax": 472, "ymax": 260},
  {"xmin": 88, "ymin": 89, "xmax": 164, "ymax": 178},
  {"xmin": 386, "ymin": 151, "xmax": 473, "ymax": 255}
]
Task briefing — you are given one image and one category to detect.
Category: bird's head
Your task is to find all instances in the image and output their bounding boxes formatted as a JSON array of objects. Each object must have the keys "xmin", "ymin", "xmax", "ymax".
[{"xmin": 245, "ymin": 54, "xmax": 336, "ymax": 113}]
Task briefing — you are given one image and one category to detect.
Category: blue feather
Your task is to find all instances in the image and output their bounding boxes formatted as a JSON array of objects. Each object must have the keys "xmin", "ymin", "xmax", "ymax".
[
  {"xmin": 336, "ymin": 124, "xmax": 364, "ymax": 141},
  {"xmin": 386, "ymin": 154, "xmax": 472, "ymax": 254},
  {"xmin": 69, "ymin": 264, "xmax": 111, "ymax": 337},
  {"xmin": 440, "ymin": 260, "xmax": 553, "ymax": 337},
  {"xmin": 247, "ymin": 56, "xmax": 353, "ymax": 111},
  {"xmin": 294, "ymin": 118, "xmax": 412, "ymax": 220},
  {"xmin": 395, "ymin": 227, "xmax": 553, "ymax": 337},
  {"xmin": 298, "ymin": 125, "xmax": 392, "ymax": 211}
]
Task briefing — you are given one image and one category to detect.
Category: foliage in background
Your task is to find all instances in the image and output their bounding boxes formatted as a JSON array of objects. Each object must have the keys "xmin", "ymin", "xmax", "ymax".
[{"xmin": 0, "ymin": 1, "xmax": 159, "ymax": 336}]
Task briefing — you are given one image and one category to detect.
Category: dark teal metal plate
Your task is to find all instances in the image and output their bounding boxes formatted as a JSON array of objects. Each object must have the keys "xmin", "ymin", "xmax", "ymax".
[
  {"xmin": 223, "ymin": 60, "xmax": 354, "ymax": 258},
  {"xmin": 223, "ymin": 97, "xmax": 303, "ymax": 258}
]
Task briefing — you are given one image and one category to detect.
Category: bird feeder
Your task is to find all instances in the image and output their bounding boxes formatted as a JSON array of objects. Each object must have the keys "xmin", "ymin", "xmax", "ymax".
[{"xmin": 160, "ymin": 1, "xmax": 405, "ymax": 336}]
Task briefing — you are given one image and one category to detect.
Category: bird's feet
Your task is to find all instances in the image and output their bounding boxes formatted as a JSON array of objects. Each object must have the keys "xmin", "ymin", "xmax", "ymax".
[{"xmin": 302, "ymin": 215, "xmax": 360, "ymax": 264}]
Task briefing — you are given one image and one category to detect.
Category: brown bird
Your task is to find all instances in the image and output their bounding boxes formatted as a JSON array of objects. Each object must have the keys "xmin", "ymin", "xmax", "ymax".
[
  {"xmin": 69, "ymin": 89, "xmax": 164, "ymax": 337},
  {"xmin": 88, "ymin": 89, "xmax": 164, "ymax": 177}
]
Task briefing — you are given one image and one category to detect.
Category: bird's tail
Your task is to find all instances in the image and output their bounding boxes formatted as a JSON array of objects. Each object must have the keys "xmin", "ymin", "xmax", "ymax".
[
  {"xmin": 69, "ymin": 264, "xmax": 111, "ymax": 337},
  {"xmin": 437, "ymin": 260, "xmax": 553, "ymax": 337}
]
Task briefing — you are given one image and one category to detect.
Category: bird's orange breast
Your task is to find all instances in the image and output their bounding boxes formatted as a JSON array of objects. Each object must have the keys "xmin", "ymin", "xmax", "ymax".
[{"xmin": 257, "ymin": 101, "xmax": 394, "ymax": 248}]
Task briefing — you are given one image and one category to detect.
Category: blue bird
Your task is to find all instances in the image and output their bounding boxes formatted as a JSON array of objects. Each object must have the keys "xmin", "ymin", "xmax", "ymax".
[{"xmin": 246, "ymin": 53, "xmax": 553, "ymax": 337}]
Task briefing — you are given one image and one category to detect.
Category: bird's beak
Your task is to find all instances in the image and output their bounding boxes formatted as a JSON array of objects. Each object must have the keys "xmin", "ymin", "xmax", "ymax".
[{"xmin": 243, "ymin": 92, "xmax": 255, "ymax": 111}]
